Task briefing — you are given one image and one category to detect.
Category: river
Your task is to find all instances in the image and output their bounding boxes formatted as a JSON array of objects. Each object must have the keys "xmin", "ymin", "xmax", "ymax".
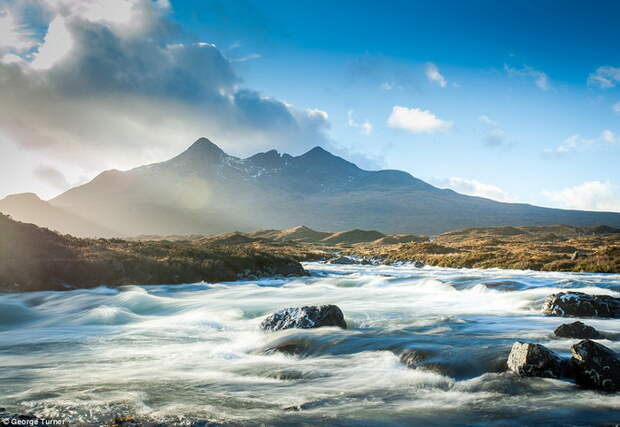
[{"xmin": 1, "ymin": 262, "xmax": 620, "ymax": 425}]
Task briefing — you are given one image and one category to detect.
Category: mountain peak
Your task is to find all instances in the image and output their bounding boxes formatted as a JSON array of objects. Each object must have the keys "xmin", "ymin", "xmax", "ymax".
[
  {"xmin": 186, "ymin": 137, "xmax": 225, "ymax": 154},
  {"xmin": 165, "ymin": 137, "xmax": 229, "ymax": 169},
  {"xmin": 302, "ymin": 146, "xmax": 331, "ymax": 157}
]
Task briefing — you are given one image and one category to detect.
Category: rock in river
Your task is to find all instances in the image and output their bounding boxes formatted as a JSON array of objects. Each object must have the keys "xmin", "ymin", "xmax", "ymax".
[
  {"xmin": 554, "ymin": 321, "xmax": 603, "ymax": 339},
  {"xmin": 507, "ymin": 342, "xmax": 566, "ymax": 378},
  {"xmin": 542, "ymin": 292, "xmax": 620, "ymax": 318},
  {"xmin": 571, "ymin": 339, "xmax": 620, "ymax": 392},
  {"xmin": 260, "ymin": 305, "xmax": 347, "ymax": 332}
]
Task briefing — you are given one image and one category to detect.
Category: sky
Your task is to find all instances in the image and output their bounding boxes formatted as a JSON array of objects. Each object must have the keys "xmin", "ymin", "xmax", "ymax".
[{"xmin": 0, "ymin": 0, "xmax": 619, "ymax": 212}]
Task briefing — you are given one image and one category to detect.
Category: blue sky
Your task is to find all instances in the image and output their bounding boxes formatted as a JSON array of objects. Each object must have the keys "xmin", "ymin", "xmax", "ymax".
[{"xmin": 0, "ymin": 0, "xmax": 619, "ymax": 211}]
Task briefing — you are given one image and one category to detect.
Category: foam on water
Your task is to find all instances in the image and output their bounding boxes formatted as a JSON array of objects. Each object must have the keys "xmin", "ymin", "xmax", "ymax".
[{"xmin": 1, "ymin": 262, "xmax": 620, "ymax": 425}]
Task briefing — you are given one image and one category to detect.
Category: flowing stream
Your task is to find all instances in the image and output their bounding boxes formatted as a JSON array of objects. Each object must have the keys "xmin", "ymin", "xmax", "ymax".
[{"xmin": 1, "ymin": 263, "xmax": 620, "ymax": 426}]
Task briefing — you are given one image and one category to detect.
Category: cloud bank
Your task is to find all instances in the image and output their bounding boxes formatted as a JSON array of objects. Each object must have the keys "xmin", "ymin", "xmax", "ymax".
[
  {"xmin": 543, "ymin": 181, "xmax": 620, "ymax": 212},
  {"xmin": 0, "ymin": 0, "xmax": 331, "ymax": 172},
  {"xmin": 432, "ymin": 177, "xmax": 515, "ymax": 202}
]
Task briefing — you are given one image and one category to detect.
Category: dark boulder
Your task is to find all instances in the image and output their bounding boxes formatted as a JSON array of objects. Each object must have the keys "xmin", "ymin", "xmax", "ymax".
[
  {"xmin": 571, "ymin": 339, "xmax": 620, "ymax": 392},
  {"xmin": 507, "ymin": 342, "xmax": 566, "ymax": 378},
  {"xmin": 413, "ymin": 260, "xmax": 425, "ymax": 268},
  {"xmin": 260, "ymin": 305, "xmax": 347, "ymax": 332},
  {"xmin": 554, "ymin": 321, "xmax": 603, "ymax": 339},
  {"xmin": 542, "ymin": 292, "xmax": 620, "ymax": 318}
]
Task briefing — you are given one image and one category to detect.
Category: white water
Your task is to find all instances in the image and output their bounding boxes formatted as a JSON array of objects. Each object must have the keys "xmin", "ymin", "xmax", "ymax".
[{"xmin": 1, "ymin": 263, "xmax": 620, "ymax": 425}]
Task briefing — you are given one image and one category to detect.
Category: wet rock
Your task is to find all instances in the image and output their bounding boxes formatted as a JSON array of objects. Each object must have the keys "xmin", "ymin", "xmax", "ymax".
[
  {"xmin": 328, "ymin": 255, "xmax": 356, "ymax": 265},
  {"xmin": 482, "ymin": 281, "xmax": 527, "ymax": 292},
  {"xmin": 507, "ymin": 342, "xmax": 566, "ymax": 378},
  {"xmin": 571, "ymin": 339, "xmax": 620, "ymax": 392},
  {"xmin": 263, "ymin": 338, "xmax": 310, "ymax": 355},
  {"xmin": 413, "ymin": 260, "xmax": 425, "ymax": 268},
  {"xmin": 554, "ymin": 321, "xmax": 603, "ymax": 339},
  {"xmin": 400, "ymin": 348, "xmax": 433, "ymax": 367},
  {"xmin": 260, "ymin": 305, "xmax": 347, "ymax": 332},
  {"xmin": 399, "ymin": 349, "xmax": 450, "ymax": 375},
  {"xmin": 542, "ymin": 292, "xmax": 620, "ymax": 318}
]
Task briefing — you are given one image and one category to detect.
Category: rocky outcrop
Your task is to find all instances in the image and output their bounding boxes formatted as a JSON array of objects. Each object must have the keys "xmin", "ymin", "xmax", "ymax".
[
  {"xmin": 554, "ymin": 321, "xmax": 603, "ymax": 339},
  {"xmin": 260, "ymin": 305, "xmax": 347, "ymax": 332},
  {"xmin": 542, "ymin": 292, "xmax": 620, "ymax": 318},
  {"xmin": 507, "ymin": 342, "xmax": 566, "ymax": 378},
  {"xmin": 571, "ymin": 339, "xmax": 620, "ymax": 392}
]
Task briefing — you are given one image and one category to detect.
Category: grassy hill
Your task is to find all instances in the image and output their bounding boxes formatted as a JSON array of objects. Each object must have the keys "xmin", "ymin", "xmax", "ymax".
[
  {"xmin": 0, "ymin": 214, "xmax": 309, "ymax": 293},
  {"xmin": 350, "ymin": 225, "xmax": 620, "ymax": 273}
]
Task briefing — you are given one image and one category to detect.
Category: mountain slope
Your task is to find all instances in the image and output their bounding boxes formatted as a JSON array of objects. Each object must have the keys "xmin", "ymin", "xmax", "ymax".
[
  {"xmin": 0, "ymin": 193, "xmax": 116, "ymax": 237},
  {"xmin": 5, "ymin": 137, "xmax": 620, "ymax": 236}
]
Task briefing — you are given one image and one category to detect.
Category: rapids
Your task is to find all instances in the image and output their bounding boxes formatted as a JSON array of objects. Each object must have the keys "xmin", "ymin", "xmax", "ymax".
[{"xmin": 1, "ymin": 263, "xmax": 620, "ymax": 425}]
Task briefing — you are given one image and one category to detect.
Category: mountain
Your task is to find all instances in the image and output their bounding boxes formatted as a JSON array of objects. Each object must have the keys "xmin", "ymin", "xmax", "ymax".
[
  {"xmin": 3, "ymin": 137, "xmax": 620, "ymax": 237},
  {"xmin": 0, "ymin": 193, "xmax": 115, "ymax": 237}
]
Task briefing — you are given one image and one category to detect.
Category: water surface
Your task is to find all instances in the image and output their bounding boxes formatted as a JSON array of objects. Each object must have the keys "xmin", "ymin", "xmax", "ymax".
[{"xmin": 1, "ymin": 263, "xmax": 620, "ymax": 425}]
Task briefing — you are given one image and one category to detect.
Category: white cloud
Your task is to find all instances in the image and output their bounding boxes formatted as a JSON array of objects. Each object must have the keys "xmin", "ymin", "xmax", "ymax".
[
  {"xmin": 425, "ymin": 62, "xmax": 447, "ymax": 88},
  {"xmin": 387, "ymin": 106, "xmax": 451, "ymax": 134},
  {"xmin": 588, "ymin": 66, "xmax": 620, "ymax": 89},
  {"xmin": 543, "ymin": 181, "xmax": 620, "ymax": 212},
  {"xmin": 546, "ymin": 130, "xmax": 619, "ymax": 154},
  {"xmin": 307, "ymin": 108, "xmax": 329, "ymax": 121},
  {"xmin": 30, "ymin": 16, "xmax": 73, "ymax": 70},
  {"xmin": 432, "ymin": 177, "xmax": 515, "ymax": 202},
  {"xmin": 612, "ymin": 101, "xmax": 620, "ymax": 114},
  {"xmin": 347, "ymin": 110, "xmax": 373, "ymax": 135},
  {"xmin": 504, "ymin": 64, "xmax": 550, "ymax": 91}
]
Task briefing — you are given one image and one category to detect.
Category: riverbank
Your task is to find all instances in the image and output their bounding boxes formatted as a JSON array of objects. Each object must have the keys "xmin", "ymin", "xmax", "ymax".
[{"xmin": 0, "ymin": 214, "xmax": 309, "ymax": 293}]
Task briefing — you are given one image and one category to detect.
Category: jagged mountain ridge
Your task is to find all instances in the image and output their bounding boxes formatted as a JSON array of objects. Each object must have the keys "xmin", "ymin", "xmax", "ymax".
[{"xmin": 2, "ymin": 137, "xmax": 620, "ymax": 237}]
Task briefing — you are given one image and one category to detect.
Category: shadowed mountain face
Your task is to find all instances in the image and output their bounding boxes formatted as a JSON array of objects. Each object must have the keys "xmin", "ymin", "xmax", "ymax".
[{"xmin": 2, "ymin": 137, "xmax": 620, "ymax": 237}]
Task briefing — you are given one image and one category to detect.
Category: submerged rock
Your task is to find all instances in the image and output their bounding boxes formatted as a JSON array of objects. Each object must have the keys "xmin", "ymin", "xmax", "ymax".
[
  {"xmin": 399, "ymin": 348, "xmax": 448, "ymax": 375},
  {"xmin": 571, "ymin": 339, "xmax": 620, "ymax": 392},
  {"xmin": 260, "ymin": 305, "xmax": 347, "ymax": 332},
  {"xmin": 400, "ymin": 348, "xmax": 433, "ymax": 367},
  {"xmin": 413, "ymin": 260, "xmax": 425, "ymax": 268},
  {"xmin": 542, "ymin": 292, "xmax": 620, "ymax": 318},
  {"xmin": 554, "ymin": 321, "xmax": 603, "ymax": 339},
  {"xmin": 507, "ymin": 342, "xmax": 566, "ymax": 378},
  {"xmin": 328, "ymin": 255, "xmax": 356, "ymax": 265}
]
